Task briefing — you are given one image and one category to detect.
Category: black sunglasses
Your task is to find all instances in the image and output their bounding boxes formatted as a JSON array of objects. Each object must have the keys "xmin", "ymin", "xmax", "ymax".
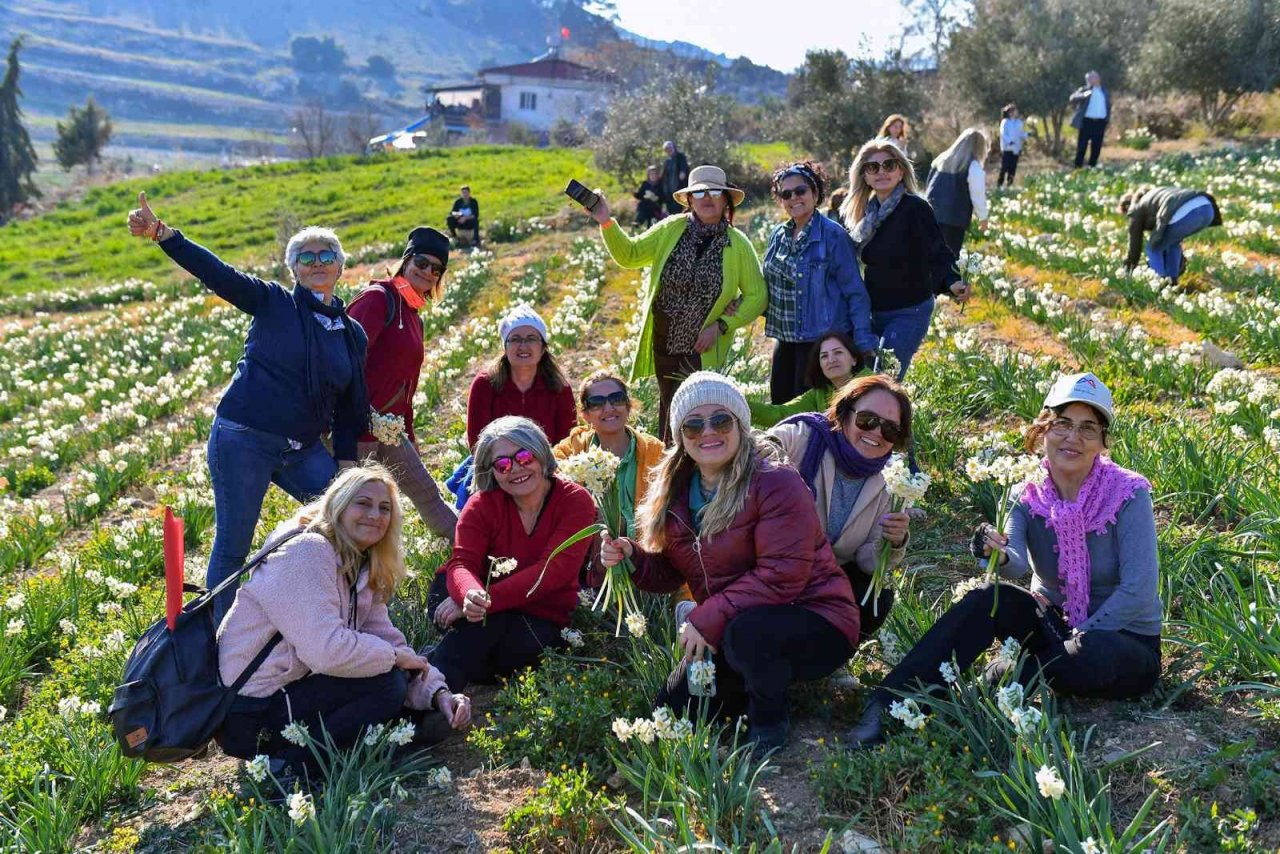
[
  {"xmin": 680, "ymin": 412, "xmax": 736, "ymax": 441},
  {"xmin": 862, "ymin": 159, "xmax": 901, "ymax": 175},
  {"xmin": 852, "ymin": 410, "xmax": 902, "ymax": 444},
  {"xmin": 411, "ymin": 255, "xmax": 447, "ymax": 276},
  {"xmin": 777, "ymin": 185, "xmax": 810, "ymax": 201},
  {"xmin": 584, "ymin": 391, "xmax": 629, "ymax": 411}
]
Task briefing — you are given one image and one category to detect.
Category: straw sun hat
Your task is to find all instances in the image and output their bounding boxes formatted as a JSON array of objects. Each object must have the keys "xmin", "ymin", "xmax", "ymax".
[{"xmin": 671, "ymin": 165, "xmax": 746, "ymax": 208}]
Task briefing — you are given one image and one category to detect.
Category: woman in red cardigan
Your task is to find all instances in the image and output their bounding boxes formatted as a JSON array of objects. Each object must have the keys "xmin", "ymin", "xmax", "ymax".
[
  {"xmin": 429, "ymin": 416, "xmax": 598, "ymax": 691},
  {"xmin": 600, "ymin": 372, "xmax": 859, "ymax": 751},
  {"xmin": 348, "ymin": 227, "xmax": 458, "ymax": 542}
]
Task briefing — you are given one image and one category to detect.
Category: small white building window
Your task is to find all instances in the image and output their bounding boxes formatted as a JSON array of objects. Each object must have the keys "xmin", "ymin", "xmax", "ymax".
[{"xmin": 519, "ymin": 92, "xmax": 538, "ymax": 111}]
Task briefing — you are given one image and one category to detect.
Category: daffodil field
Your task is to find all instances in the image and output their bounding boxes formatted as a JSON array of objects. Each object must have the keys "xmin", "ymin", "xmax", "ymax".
[{"xmin": 1, "ymin": 142, "xmax": 1279, "ymax": 852}]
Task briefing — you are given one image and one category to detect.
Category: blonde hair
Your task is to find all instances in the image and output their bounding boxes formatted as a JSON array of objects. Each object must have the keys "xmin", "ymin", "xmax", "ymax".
[
  {"xmin": 292, "ymin": 464, "xmax": 406, "ymax": 602},
  {"xmin": 839, "ymin": 138, "xmax": 921, "ymax": 229},
  {"xmin": 933, "ymin": 127, "xmax": 990, "ymax": 175},
  {"xmin": 634, "ymin": 419, "xmax": 773, "ymax": 552}
]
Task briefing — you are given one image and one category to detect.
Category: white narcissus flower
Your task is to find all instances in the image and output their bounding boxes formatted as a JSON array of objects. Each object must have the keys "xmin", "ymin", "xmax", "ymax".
[
  {"xmin": 951, "ymin": 576, "xmax": 985, "ymax": 603},
  {"xmin": 1035, "ymin": 764, "xmax": 1066, "ymax": 799},
  {"xmin": 1080, "ymin": 837, "xmax": 1104, "ymax": 854},
  {"xmin": 426, "ymin": 766, "xmax": 452, "ymax": 788},
  {"xmin": 489, "ymin": 557, "xmax": 518, "ymax": 579},
  {"xmin": 1009, "ymin": 706, "xmax": 1042, "ymax": 736},
  {"xmin": 630, "ymin": 717, "xmax": 656, "ymax": 745},
  {"xmin": 996, "ymin": 683, "xmax": 1025, "ymax": 718},
  {"xmin": 246, "ymin": 755, "xmax": 271, "ymax": 783},
  {"xmin": 281, "ymin": 721, "xmax": 310, "ymax": 746},
  {"xmin": 97, "ymin": 602, "xmax": 123, "ymax": 616},
  {"xmin": 388, "ymin": 720, "xmax": 416, "ymax": 747},
  {"xmin": 560, "ymin": 628, "xmax": 584, "ymax": 649},
  {"xmin": 3, "ymin": 592, "xmax": 24, "ymax": 611},
  {"xmin": 362, "ymin": 723, "xmax": 387, "ymax": 747},
  {"xmin": 688, "ymin": 659, "xmax": 716, "ymax": 694},
  {"xmin": 287, "ymin": 791, "xmax": 316, "ymax": 824},
  {"xmin": 556, "ymin": 446, "xmax": 621, "ymax": 497},
  {"xmin": 611, "ymin": 718, "xmax": 633, "ymax": 742},
  {"xmin": 939, "ymin": 662, "xmax": 958, "ymax": 684},
  {"xmin": 624, "ymin": 612, "xmax": 647, "ymax": 638},
  {"xmin": 369, "ymin": 411, "xmax": 408, "ymax": 446},
  {"xmin": 881, "ymin": 455, "xmax": 931, "ymax": 509},
  {"xmin": 998, "ymin": 636, "xmax": 1021, "ymax": 664},
  {"xmin": 888, "ymin": 698, "xmax": 927, "ymax": 731},
  {"xmin": 5, "ymin": 618, "xmax": 24, "ymax": 636}
]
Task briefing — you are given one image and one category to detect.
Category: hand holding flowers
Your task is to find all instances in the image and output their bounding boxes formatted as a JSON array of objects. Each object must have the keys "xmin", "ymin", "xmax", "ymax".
[
  {"xmin": 965, "ymin": 449, "xmax": 1043, "ymax": 616},
  {"xmin": 865, "ymin": 455, "xmax": 929, "ymax": 616}
]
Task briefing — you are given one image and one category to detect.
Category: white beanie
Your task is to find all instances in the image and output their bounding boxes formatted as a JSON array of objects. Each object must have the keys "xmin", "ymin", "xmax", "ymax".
[
  {"xmin": 669, "ymin": 371, "xmax": 751, "ymax": 438},
  {"xmin": 498, "ymin": 303, "xmax": 548, "ymax": 342}
]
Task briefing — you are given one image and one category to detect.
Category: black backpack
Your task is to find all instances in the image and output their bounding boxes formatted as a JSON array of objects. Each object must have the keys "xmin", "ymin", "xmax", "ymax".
[
  {"xmin": 350, "ymin": 281, "xmax": 400, "ymax": 330},
  {"xmin": 108, "ymin": 529, "xmax": 303, "ymax": 763}
]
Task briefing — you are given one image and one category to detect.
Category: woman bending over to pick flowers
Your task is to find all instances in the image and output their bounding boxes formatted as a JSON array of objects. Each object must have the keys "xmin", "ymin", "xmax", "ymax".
[
  {"xmin": 848, "ymin": 372, "xmax": 1161, "ymax": 748},
  {"xmin": 347, "ymin": 226, "xmax": 459, "ymax": 542},
  {"xmin": 218, "ymin": 466, "xmax": 470, "ymax": 783},
  {"xmin": 597, "ymin": 372, "xmax": 860, "ymax": 752},
  {"xmin": 429, "ymin": 417, "xmax": 598, "ymax": 691},
  {"xmin": 127, "ymin": 193, "xmax": 368, "ymax": 622},
  {"xmin": 767, "ymin": 374, "xmax": 917, "ymax": 637}
]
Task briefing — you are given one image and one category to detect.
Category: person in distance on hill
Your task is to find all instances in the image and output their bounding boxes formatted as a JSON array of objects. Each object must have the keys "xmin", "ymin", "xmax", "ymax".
[
  {"xmin": 218, "ymin": 465, "xmax": 471, "ymax": 781},
  {"xmin": 446, "ymin": 185, "xmax": 481, "ymax": 247},
  {"xmin": 1120, "ymin": 186, "xmax": 1223, "ymax": 287},
  {"xmin": 660, "ymin": 140, "xmax": 690, "ymax": 215},
  {"xmin": 347, "ymin": 226, "xmax": 458, "ymax": 542},
  {"xmin": 747, "ymin": 330, "xmax": 869, "ymax": 429},
  {"xmin": 766, "ymin": 374, "xmax": 914, "ymax": 638},
  {"xmin": 127, "ymin": 193, "xmax": 367, "ymax": 622},
  {"xmin": 1069, "ymin": 70, "xmax": 1110, "ymax": 169},
  {"xmin": 998, "ymin": 103, "xmax": 1029, "ymax": 188},
  {"xmin": 762, "ymin": 161, "xmax": 877, "ymax": 405},
  {"xmin": 848, "ymin": 373, "xmax": 1162, "ymax": 748},
  {"xmin": 597, "ymin": 373, "xmax": 860, "ymax": 752},
  {"xmin": 634, "ymin": 165, "xmax": 666, "ymax": 229},
  {"xmin": 839, "ymin": 138, "xmax": 967, "ymax": 380},
  {"xmin": 926, "ymin": 127, "xmax": 991, "ymax": 256},
  {"xmin": 429, "ymin": 417, "xmax": 599, "ymax": 691},
  {"xmin": 587, "ymin": 164, "xmax": 767, "ymax": 444}
]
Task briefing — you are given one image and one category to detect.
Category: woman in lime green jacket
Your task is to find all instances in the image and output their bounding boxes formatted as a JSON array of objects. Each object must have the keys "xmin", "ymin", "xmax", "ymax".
[
  {"xmin": 747, "ymin": 330, "xmax": 870, "ymax": 428},
  {"xmin": 588, "ymin": 165, "xmax": 767, "ymax": 443}
]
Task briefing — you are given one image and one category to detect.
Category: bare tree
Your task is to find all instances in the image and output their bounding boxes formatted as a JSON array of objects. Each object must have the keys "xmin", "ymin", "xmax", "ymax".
[
  {"xmin": 901, "ymin": 0, "xmax": 969, "ymax": 68},
  {"xmin": 289, "ymin": 100, "xmax": 336, "ymax": 159},
  {"xmin": 341, "ymin": 106, "xmax": 383, "ymax": 154}
]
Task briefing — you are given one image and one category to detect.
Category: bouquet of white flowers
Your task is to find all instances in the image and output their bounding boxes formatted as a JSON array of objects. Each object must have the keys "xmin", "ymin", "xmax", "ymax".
[
  {"xmin": 864, "ymin": 455, "xmax": 930, "ymax": 616},
  {"xmin": 369, "ymin": 410, "xmax": 407, "ymax": 446},
  {"xmin": 965, "ymin": 449, "xmax": 1044, "ymax": 616}
]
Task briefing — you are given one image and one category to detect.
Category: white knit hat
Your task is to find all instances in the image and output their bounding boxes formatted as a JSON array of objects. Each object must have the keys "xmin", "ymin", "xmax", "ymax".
[
  {"xmin": 669, "ymin": 371, "xmax": 751, "ymax": 438},
  {"xmin": 498, "ymin": 303, "xmax": 548, "ymax": 343}
]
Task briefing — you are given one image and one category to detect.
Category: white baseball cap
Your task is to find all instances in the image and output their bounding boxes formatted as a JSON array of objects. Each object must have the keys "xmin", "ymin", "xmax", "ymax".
[{"xmin": 1043, "ymin": 372, "xmax": 1113, "ymax": 423}]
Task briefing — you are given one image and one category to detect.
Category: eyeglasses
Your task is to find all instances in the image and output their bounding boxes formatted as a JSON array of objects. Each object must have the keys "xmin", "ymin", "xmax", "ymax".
[
  {"xmin": 680, "ymin": 412, "xmax": 736, "ymax": 441},
  {"xmin": 1049, "ymin": 417, "xmax": 1104, "ymax": 441},
  {"xmin": 852, "ymin": 410, "xmax": 902, "ymax": 444},
  {"xmin": 411, "ymin": 255, "xmax": 447, "ymax": 276},
  {"xmin": 690, "ymin": 189, "xmax": 724, "ymax": 200},
  {"xmin": 505, "ymin": 334, "xmax": 543, "ymax": 348},
  {"xmin": 584, "ymin": 391, "xmax": 629, "ymax": 411},
  {"xmin": 862, "ymin": 159, "xmax": 901, "ymax": 175},
  {"xmin": 777, "ymin": 185, "xmax": 810, "ymax": 201},
  {"xmin": 491, "ymin": 447, "xmax": 536, "ymax": 475},
  {"xmin": 296, "ymin": 249, "xmax": 338, "ymax": 267}
]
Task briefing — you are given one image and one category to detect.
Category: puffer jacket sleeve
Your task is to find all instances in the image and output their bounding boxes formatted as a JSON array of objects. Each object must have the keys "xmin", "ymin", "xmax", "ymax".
[{"xmin": 688, "ymin": 469, "xmax": 819, "ymax": 647}]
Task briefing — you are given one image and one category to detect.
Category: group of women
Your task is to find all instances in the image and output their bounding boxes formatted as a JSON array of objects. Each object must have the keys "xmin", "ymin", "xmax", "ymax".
[{"xmin": 121, "ymin": 125, "xmax": 1164, "ymax": 780}]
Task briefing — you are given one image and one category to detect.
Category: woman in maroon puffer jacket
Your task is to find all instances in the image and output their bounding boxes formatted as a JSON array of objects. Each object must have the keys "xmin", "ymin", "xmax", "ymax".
[{"xmin": 600, "ymin": 372, "xmax": 859, "ymax": 751}]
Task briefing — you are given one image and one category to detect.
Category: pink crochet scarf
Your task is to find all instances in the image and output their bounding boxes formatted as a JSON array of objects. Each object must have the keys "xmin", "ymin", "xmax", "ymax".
[{"xmin": 1020, "ymin": 456, "xmax": 1151, "ymax": 627}]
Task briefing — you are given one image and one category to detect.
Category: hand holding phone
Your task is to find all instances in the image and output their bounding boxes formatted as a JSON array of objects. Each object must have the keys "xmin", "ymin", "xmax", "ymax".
[{"xmin": 565, "ymin": 179, "xmax": 611, "ymax": 224}]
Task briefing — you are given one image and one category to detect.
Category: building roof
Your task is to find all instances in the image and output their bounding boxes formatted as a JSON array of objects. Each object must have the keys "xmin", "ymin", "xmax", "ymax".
[{"xmin": 477, "ymin": 58, "xmax": 614, "ymax": 84}]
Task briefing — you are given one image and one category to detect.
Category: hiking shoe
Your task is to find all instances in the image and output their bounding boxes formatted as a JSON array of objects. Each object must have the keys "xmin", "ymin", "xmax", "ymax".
[{"xmin": 846, "ymin": 698, "xmax": 887, "ymax": 750}]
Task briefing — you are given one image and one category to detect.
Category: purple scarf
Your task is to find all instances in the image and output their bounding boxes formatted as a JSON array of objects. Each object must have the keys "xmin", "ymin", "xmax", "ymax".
[
  {"xmin": 1020, "ymin": 456, "xmax": 1151, "ymax": 628},
  {"xmin": 780, "ymin": 413, "xmax": 891, "ymax": 496}
]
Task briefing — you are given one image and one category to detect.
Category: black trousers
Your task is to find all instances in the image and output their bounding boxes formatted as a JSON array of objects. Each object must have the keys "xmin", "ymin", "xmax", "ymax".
[
  {"xmin": 844, "ymin": 563, "xmax": 895, "ymax": 639},
  {"xmin": 998, "ymin": 152, "xmax": 1020, "ymax": 186},
  {"xmin": 1074, "ymin": 119, "xmax": 1107, "ymax": 168},
  {"xmin": 939, "ymin": 223, "xmax": 968, "ymax": 258},
  {"xmin": 656, "ymin": 604, "xmax": 853, "ymax": 727},
  {"xmin": 652, "ymin": 309, "xmax": 700, "ymax": 445},
  {"xmin": 222, "ymin": 669, "xmax": 408, "ymax": 772},
  {"xmin": 873, "ymin": 583, "xmax": 1161, "ymax": 704},
  {"xmin": 428, "ymin": 610, "xmax": 564, "ymax": 691},
  {"xmin": 769, "ymin": 339, "xmax": 817, "ymax": 405}
]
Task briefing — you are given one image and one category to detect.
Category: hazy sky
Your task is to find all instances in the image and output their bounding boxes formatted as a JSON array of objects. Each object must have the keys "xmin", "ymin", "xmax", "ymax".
[{"xmin": 609, "ymin": 0, "xmax": 914, "ymax": 72}]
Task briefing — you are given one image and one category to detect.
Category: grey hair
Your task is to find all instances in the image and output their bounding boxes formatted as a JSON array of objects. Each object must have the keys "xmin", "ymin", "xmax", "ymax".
[
  {"xmin": 933, "ymin": 127, "xmax": 990, "ymax": 176},
  {"xmin": 471, "ymin": 415, "xmax": 557, "ymax": 493},
  {"xmin": 284, "ymin": 226, "xmax": 346, "ymax": 284}
]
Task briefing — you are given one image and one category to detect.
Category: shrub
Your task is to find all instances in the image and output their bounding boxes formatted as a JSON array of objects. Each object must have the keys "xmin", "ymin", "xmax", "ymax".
[{"xmin": 503, "ymin": 766, "xmax": 621, "ymax": 852}]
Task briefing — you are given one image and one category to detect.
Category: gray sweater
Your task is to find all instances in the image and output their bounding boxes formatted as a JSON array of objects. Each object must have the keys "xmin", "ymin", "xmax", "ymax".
[{"xmin": 992, "ymin": 488, "xmax": 1162, "ymax": 636}]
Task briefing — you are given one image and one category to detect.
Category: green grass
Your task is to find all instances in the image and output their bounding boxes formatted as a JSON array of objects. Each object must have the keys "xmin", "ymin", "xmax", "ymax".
[
  {"xmin": 740, "ymin": 141, "xmax": 799, "ymax": 171},
  {"xmin": 0, "ymin": 146, "xmax": 622, "ymax": 293}
]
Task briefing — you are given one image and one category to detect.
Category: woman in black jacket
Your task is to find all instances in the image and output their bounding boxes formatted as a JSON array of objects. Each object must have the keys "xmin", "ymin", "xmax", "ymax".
[
  {"xmin": 839, "ymin": 138, "xmax": 968, "ymax": 379},
  {"xmin": 1120, "ymin": 186, "xmax": 1223, "ymax": 286}
]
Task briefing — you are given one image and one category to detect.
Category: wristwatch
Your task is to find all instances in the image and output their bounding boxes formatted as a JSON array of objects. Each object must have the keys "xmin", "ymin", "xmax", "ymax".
[
  {"xmin": 716, "ymin": 318, "xmax": 729, "ymax": 335},
  {"xmin": 432, "ymin": 686, "xmax": 450, "ymax": 709}
]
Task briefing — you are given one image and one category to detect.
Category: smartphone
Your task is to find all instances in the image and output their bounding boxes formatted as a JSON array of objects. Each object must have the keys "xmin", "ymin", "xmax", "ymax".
[{"xmin": 564, "ymin": 179, "xmax": 601, "ymax": 212}]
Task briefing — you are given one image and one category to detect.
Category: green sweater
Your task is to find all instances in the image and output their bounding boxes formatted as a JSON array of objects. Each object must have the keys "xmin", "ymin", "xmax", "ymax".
[
  {"xmin": 600, "ymin": 217, "xmax": 767, "ymax": 380},
  {"xmin": 748, "ymin": 385, "xmax": 833, "ymax": 428}
]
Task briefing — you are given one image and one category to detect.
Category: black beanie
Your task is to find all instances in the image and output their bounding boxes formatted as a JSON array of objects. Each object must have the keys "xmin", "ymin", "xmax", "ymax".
[{"xmin": 403, "ymin": 226, "xmax": 450, "ymax": 266}]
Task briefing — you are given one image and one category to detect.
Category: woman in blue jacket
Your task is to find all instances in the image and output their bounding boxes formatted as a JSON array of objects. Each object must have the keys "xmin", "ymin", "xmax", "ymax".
[
  {"xmin": 763, "ymin": 161, "xmax": 877, "ymax": 404},
  {"xmin": 127, "ymin": 192, "xmax": 368, "ymax": 620}
]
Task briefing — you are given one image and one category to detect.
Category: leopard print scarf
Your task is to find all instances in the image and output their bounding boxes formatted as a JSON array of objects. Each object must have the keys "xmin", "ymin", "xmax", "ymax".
[{"xmin": 655, "ymin": 215, "xmax": 730, "ymax": 354}]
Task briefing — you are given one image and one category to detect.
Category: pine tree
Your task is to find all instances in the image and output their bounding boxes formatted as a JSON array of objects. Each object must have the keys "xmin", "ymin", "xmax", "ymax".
[
  {"xmin": 53, "ymin": 97, "xmax": 113, "ymax": 175},
  {"xmin": 0, "ymin": 37, "xmax": 40, "ymax": 225}
]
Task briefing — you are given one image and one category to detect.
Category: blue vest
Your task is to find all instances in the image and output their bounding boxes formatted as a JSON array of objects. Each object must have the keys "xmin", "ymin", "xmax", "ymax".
[{"xmin": 925, "ymin": 168, "xmax": 972, "ymax": 228}]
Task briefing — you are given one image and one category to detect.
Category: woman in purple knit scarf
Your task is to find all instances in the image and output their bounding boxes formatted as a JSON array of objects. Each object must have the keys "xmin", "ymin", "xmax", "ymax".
[{"xmin": 848, "ymin": 372, "xmax": 1163, "ymax": 748}]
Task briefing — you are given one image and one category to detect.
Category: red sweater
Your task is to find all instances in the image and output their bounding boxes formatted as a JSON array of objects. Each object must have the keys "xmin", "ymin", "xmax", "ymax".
[
  {"xmin": 348, "ymin": 280, "xmax": 422, "ymax": 444},
  {"xmin": 444, "ymin": 477, "xmax": 598, "ymax": 626},
  {"xmin": 466, "ymin": 371, "xmax": 576, "ymax": 450}
]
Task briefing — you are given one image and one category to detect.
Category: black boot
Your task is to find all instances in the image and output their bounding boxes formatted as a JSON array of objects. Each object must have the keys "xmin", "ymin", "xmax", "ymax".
[{"xmin": 846, "ymin": 696, "xmax": 887, "ymax": 749}]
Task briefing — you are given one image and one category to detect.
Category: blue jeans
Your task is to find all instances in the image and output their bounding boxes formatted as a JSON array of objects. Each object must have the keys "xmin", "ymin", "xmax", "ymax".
[
  {"xmin": 1146, "ymin": 203, "xmax": 1217, "ymax": 279},
  {"xmin": 871, "ymin": 296, "xmax": 935, "ymax": 380},
  {"xmin": 206, "ymin": 417, "xmax": 337, "ymax": 620}
]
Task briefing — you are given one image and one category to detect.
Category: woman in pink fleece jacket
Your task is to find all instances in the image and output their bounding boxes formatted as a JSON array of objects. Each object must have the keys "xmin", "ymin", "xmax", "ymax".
[{"xmin": 218, "ymin": 465, "xmax": 469, "ymax": 776}]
